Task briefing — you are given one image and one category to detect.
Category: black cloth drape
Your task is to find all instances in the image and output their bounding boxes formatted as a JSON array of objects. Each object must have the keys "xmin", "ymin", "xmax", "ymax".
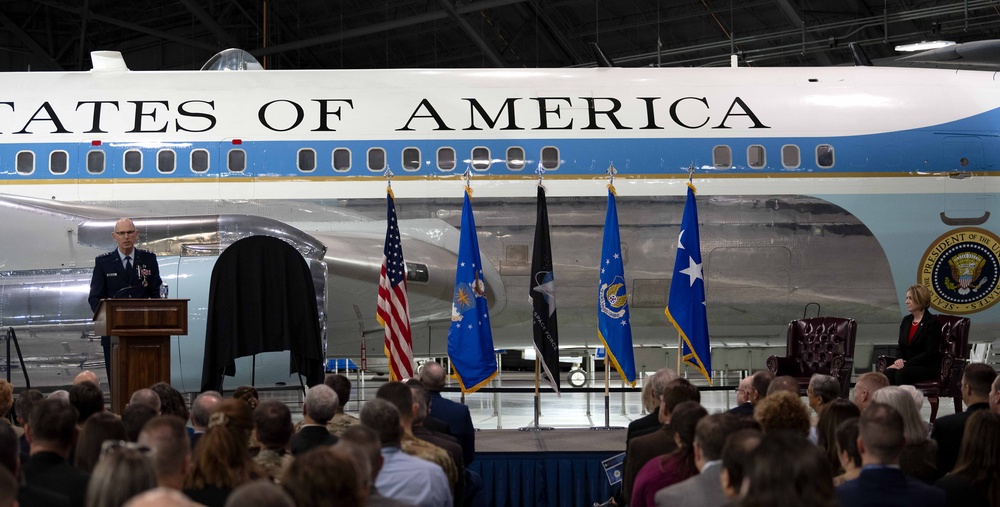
[{"xmin": 200, "ymin": 235, "xmax": 324, "ymax": 392}]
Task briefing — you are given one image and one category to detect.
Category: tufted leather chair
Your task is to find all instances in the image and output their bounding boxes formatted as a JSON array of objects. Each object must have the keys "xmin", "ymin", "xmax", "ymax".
[
  {"xmin": 766, "ymin": 317, "xmax": 857, "ymax": 398},
  {"xmin": 875, "ymin": 314, "xmax": 970, "ymax": 422}
]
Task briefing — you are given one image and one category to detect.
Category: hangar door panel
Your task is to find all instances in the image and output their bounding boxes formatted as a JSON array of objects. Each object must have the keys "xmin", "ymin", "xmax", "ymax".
[{"xmin": 706, "ymin": 246, "xmax": 791, "ymax": 326}]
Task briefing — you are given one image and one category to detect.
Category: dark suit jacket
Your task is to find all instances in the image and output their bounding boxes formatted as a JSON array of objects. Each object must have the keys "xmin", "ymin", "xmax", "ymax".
[
  {"xmin": 424, "ymin": 415, "xmax": 452, "ymax": 436},
  {"xmin": 900, "ymin": 438, "xmax": 940, "ymax": 483},
  {"xmin": 19, "ymin": 482, "xmax": 72, "ymax": 507},
  {"xmin": 931, "ymin": 402, "xmax": 989, "ymax": 474},
  {"xmin": 428, "ymin": 391, "xmax": 476, "ymax": 466},
  {"xmin": 22, "ymin": 451, "xmax": 91, "ymax": 507},
  {"xmin": 836, "ymin": 467, "xmax": 946, "ymax": 507},
  {"xmin": 289, "ymin": 425, "xmax": 338, "ymax": 456},
  {"xmin": 726, "ymin": 402, "xmax": 754, "ymax": 418},
  {"xmin": 623, "ymin": 423, "xmax": 676, "ymax": 505},
  {"xmin": 896, "ymin": 312, "xmax": 941, "ymax": 368},
  {"xmin": 88, "ymin": 248, "xmax": 162, "ymax": 312},
  {"xmin": 627, "ymin": 410, "xmax": 662, "ymax": 444},
  {"xmin": 935, "ymin": 471, "xmax": 992, "ymax": 507}
]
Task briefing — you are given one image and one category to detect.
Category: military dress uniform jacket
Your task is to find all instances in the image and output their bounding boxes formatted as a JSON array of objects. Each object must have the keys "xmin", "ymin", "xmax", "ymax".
[{"xmin": 88, "ymin": 248, "xmax": 163, "ymax": 313}]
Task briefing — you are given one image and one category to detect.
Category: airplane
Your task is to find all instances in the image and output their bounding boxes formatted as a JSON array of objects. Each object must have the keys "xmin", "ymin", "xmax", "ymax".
[{"xmin": 0, "ymin": 48, "xmax": 997, "ymax": 393}]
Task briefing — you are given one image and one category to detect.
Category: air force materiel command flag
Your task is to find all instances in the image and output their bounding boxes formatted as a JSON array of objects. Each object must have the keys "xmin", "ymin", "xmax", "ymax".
[
  {"xmin": 597, "ymin": 186, "xmax": 637, "ymax": 387},
  {"xmin": 447, "ymin": 189, "xmax": 498, "ymax": 393},
  {"xmin": 666, "ymin": 183, "xmax": 712, "ymax": 384},
  {"xmin": 377, "ymin": 189, "xmax": 415, "ymax": 382},
  {"xmin": 531, "ymin": 185, "xmax": 560, "ymax": 394}
]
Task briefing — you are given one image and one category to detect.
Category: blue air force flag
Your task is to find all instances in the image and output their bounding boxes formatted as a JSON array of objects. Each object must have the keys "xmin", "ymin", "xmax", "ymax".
[
  {"xmin": 665, "ymin": 184, "xmax": 712, "ymax": 384},
  {"xmin": 447, "ymin": 189, "xmax": 498, "ymax": 393},
  {"xmin": 597, "ymin": 187, "xmax": 637, "ymax": 386}
]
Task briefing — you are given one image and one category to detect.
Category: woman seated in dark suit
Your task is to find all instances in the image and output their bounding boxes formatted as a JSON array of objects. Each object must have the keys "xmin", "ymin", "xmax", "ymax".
[{"xmin": 885, "ymin": 284, "xmax": 942, "ymax": 386}]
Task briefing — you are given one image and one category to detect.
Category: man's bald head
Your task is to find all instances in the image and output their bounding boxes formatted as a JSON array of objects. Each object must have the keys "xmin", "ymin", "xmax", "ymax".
[
  {"xmin": 74, "ymin": 371, "xmax": 99, "ymax": 386},
  {"xmin": 419, "ymin": 362, "xmax": 447, "ymax": 391}
]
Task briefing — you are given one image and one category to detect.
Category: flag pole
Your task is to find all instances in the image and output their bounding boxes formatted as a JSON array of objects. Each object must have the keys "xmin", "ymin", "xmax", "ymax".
[{"xmin": 605, "ymin": 164, "xmax": 614, "ymax": 429}]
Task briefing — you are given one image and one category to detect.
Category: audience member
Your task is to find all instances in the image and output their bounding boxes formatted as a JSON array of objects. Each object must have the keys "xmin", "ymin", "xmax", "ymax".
[
  {"xmin": 836, "ymin": 403, "xmax": 945, "ymax": 507},
  {"xmin": 252, "ymin": 400, "xmax": 294, "ymax": 482},
  {"xmin": 69, "ymin": 381, "xmax": 105, "ymax": 424},
  {"xmin": 324, "ymin": 373, "xmax": 362, "ymax": 436},
  {"xmin": 128, "ymin": 389, "xmax": 162, "ymax": 413},
  {"xmin": 281, "ymin": 446, "xmax": 366, "ymax": 507},
  {"xmin": 0, "ymin": 421, "xmax": 70, "ymax": 507},
  {"xmin": 377, "ymin": 382, "xmax": 458, "ymax": 492},
  {"xmin": 654, "ymin": 412, "xmax": 741, "ymax": 507},
  {"xmin": 49, "ymin": 390, "xmax": 70, "ymax": 402},
  {"xmin": 225, "ymin": 480, "xmax": 295, "ymax": 507},
  {"xmin": 0, "ymin": 380, "xmax": 18, "ymax": 438},
  {"xmin": 150, "ymin": 382, "xmax": 189, "ymax": 421},
  {"xmin": 873, "ymin": 385, "xmax": 939, "ymax": 482},
  {"xmin": 190, "ymin": 391, "xmax": 222, "ymax": 449},
  {"xmin": 14, "ymin": 389, "xmax": 44, "ymax": 457},
  {"xmin": 622, "ymin": 378, "xmax": 700, "ymax": 505},
  {"xmin": 833, "ymin": 417, "xmax": 861, "ymax": 486},
  {"xmin": 631, "ymin": 401, "xmax": 708, "ymax": 507},
  {"xmin": 934, "ymin": 410, "xmax": 1000, "ymax": 507},
  {"xmin": 360, "ymin": 398, "xmax": 451, "ymax": 507},
  {"xmin": 290, "ymin": 385, "xmax": 339, "ymax": 456},
  {"xmin": 406, "ymin": 379, "xmax": 473, "ymax": 503},
  {"xmin": 630, "ymin": 369, "xmax": 679, "ymax": 442},
  {"xmin": 338, "ymin": 425, "xmax": 416, "ymax": 507},
  {"xmin": 816, "ymin": 399, "xmax": 860, "ymax": 473},
  {"xmin": 765, "ymin": 375, "xmax": 799, "ymax": 397},
  {"xmin": 137, "ymin": 416, "xmax": 191, "ymax": 490},
  {"xmin": 726, "ymin": 376, "xmax": 754, "ymax": 417},
  {"xmin": 73, "ymin": 371, "xmax": 99, "ymax": 387},
  {"xmin": 853, "ymin": 371, "xmax": 889, "ymax": 411},
  {"xmin": 84, "ymin": 444, "xmax": 157, "ymax": 507},
  {"xmin": 740, "ymin": 431, "xmax": 835, "ymax": 507},
  {"xmin": 74, "ymin": 411, "xmax": 127, "ymax": 473},
  {"xmin": 420, "ymin": 361, "xmax": 475, "ymax": 466},
  {"xmin": 729, "ymin": 371, "xmax": 772, "ymax": 417},
  {"xmin": 184, "ymin": 398, "xmax": 261, "ymax": 507},
  {"xmin": 931, "ymin": 363, "xmax": 996, "ymax": 474},
  {"xmin": 232, "ymin": 386, "xmax": 260, "ymax": 411},
  {"xmin": 807, "ymin": 374, "xmax": 841, "ymax": 415},
  {"xmin": 0, "ymin": 466, "xmax": 15, "ymax": 507},
  {"xmin": 753, "ymin": 390, "xmax": 810, "ymax": 437},
  {"xmin": 991, "ymin": 374, "xmax": 1000, "ymax": 414},
  {"xmin": 719, "ymin": 429, "xmax": 762, "ymax": 499},
  {"xmin": 122, "ymin": 403, "xmax": 158, "ymax": 442},
  {"xmin": 22, "ymin": 398, "xmax": 89, "ymax": 507},
  {"xmin": 123, "ymin": 487, "xmax": 197, "ymax": 507}
]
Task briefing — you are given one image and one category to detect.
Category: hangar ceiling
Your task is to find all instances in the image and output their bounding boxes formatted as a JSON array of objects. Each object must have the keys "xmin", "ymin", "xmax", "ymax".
[{"xmin": 1, "ymin": 0, "xmax": 1000, "ymax": 71}]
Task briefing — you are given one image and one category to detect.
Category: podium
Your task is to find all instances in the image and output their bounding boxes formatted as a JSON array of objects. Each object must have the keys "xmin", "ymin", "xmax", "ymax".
[{"xmin": 93, "ymin": 298, "xmax": 188, "ymax": 414}]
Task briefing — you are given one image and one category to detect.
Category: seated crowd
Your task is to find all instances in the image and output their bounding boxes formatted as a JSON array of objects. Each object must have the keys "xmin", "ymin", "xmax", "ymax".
[
  {"xmin": 0, "ymin": 361, "xmax": 482, "ymax": 507},
  {"xmin": 2, "ymin": 360, "xmax": 999, "ymax": 507}
]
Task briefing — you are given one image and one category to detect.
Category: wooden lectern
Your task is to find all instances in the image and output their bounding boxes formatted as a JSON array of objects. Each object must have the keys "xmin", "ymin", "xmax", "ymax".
[{"xmin": 93, "ymin": 298, "xmax": 188, "ymax": 414}]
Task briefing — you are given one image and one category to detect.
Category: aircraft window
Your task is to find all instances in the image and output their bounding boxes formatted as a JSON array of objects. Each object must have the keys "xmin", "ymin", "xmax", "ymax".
[
  {"xmin": 298, "ymin": 148, "xmax": 316, "ymax": 172},
  {"xmin": 15, "ymin": 151, "xmax": 34, "ymax": 175},
  {"xmin": 124, "ymin": 149, "xmax": 142, "ymax": 174},
  {"xmin": 191, "ymin": 149, "xmax": 210, "ymax": 173},
  {"xmin": 541, "ymin": 146, "xmax": 560, "ymax": 170},
  {"xmin": 472, "ymin": 146, "xmax": 491, "ymax": 171},
  {"xmin": 505, "ymin": 147, "xmax": 526, "ymax": 171},
  {"xmin": 228, "ymin": 149, "xmax": 246, "ymax": 172},
  {"xmin": 157, "ymin": 149, "xmax": 176, "ymax": 174},
  {"xmin": 781, "ymin": 144, "xmax": 800, "ymax": 168},
  {"xmin": 367, "ymin": 148, "xmax": 386, "ymax": 172},
  {"xmin": 713, "ymin": 145, "xmax": 731, "ymax": 168},
  {"xmin": 747, "ymin": 145, "xmax": 766, "ymax": 169},
  {"xmin": 87, "ymin": 150, "xmax": 105, "ymax": 174},
  {"xmin": 437, "ymin": 147, "xmax": 456, "ymax": 172},
  {"xmin": 402, "ymin": 147, "xmax": 421, "ymax": 172},
  {"xmin": 49, "ymin": 151, "xmax": 68, "ymax": 174},
  {"xmin": 816, "ymin": 144, "xmax": 834, "ymax": 168},
  {"xmin": 333, "ymin": 148, "xmax": 351, "ymax": 172}
]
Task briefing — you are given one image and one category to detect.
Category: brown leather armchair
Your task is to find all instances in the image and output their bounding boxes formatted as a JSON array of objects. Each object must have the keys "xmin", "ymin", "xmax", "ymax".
[
  {"xmin": 875, "ymin": 314, "xmax": 970, "ymax": 422},
  {"xmin": 766, "ymin": 317, "xmax": 857, "ymax": 397}
]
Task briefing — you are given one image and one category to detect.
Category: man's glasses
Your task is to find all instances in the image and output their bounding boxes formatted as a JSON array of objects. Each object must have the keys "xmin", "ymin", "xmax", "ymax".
[{"xmin": 114, "ymin": 230, "xmax": 137, "ymax": 236}]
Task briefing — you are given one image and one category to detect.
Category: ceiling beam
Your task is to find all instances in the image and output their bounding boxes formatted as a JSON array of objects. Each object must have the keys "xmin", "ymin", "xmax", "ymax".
[
  {"xmin": 436, "ymin": 0, "xmax": 506, "ymax": 67},
  {"xmin": 178, "ymin": 0, "xmax": 240, "ymax": 48},
  {"xmin": 774, "ymin": 0, "xmax": 834, "ymax": 66},
  {"xmin": 0, "ymin": 10, "xmax": 62, "ymax": 70}
]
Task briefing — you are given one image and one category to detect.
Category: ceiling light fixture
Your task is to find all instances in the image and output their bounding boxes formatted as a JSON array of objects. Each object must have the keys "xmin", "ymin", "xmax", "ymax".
[{"xmin": 894, "ymin": 40, "xmax": 956, "ymax": 52}]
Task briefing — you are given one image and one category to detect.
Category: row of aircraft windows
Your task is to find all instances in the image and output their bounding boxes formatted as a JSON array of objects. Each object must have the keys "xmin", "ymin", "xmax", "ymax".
[
  {"xmin": 713, "ymin": 144, "xmax": 835, "ymax": 169},
  {"xmin": 10, "ymin": 143, "xmax": 837, "ymax": 175}
]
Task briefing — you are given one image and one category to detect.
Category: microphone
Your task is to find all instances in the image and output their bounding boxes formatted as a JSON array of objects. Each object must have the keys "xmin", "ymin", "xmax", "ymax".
[{"xmin": 113, "ymin": 284, "xmax": 140, "ymax": 298}]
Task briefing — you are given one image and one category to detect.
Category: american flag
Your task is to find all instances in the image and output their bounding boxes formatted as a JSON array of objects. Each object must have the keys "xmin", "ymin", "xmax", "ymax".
[{"xmin": 377, "ymin": 191, "xmax": 414, "ymax": 381}]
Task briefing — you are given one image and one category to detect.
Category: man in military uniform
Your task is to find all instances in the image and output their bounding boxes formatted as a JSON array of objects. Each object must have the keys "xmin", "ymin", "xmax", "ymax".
[
  {"xmin": 324, "ymin": 373, "xmax": 361, "ymax": 436},
  {"xmin": 88, "ymin": 218, "xmax": 162, "ymax": 385},
  {"xmin": 253, "ymin": 400, "xmax": 295, "ymax": 483}
]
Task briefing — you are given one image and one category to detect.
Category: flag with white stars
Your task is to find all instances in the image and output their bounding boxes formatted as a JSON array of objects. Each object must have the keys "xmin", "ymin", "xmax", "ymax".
[
  {"xmin": 447, "ymin": 189, "xmax": 498, "ymax": 393},
  {"xmin": 377, "ymin": 190, "xmax": 414, "ymax": 382},
  {"xmin": 597, "ymin": 186, "xmax": 637, "ymax": 386},
  {"xmin": 666, "ymin": 183, "xmax": 712, "ymax": 384},
  {"xmin": 531, "ymin": 185, "xmax": 560, "ymax": 394}
]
